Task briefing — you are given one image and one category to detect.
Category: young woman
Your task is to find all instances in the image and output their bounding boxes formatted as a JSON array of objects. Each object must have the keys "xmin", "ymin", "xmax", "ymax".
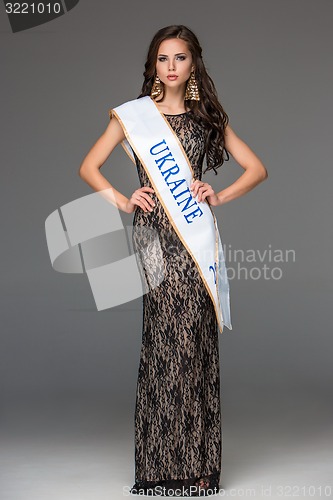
[{"xmin": 79, "ymin": 25, "xmax": 267, "ymax": 497}]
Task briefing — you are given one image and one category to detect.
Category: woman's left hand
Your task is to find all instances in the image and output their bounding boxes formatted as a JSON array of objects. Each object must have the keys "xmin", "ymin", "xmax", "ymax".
[{"xmin": 190, "ymin": 179, "xmax": 220, "ymax": 206}]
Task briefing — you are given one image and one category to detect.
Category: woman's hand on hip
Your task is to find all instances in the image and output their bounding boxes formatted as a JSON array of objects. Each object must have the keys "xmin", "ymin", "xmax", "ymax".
[
  {"xmin": 126, "ymin": 186, "xmax": 156, "ymax": 213},
  {"xmin": 190, "ymin": 179, "xmax": 220, "ymax": 206}
]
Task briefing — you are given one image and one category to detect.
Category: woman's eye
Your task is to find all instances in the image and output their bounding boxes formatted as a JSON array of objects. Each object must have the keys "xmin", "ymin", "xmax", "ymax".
[{"xmin": 157, "ymin": 56, "xmax": 186, "ymax": 62}]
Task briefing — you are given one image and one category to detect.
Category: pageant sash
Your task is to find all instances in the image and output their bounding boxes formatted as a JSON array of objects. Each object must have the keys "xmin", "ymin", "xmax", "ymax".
[{"xmin": 109, "ymin": 96, "xmax": 232, "ymax": 333}]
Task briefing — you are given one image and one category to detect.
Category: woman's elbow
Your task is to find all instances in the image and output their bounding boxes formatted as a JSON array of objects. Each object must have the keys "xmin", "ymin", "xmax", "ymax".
[
  {"xmin": 259, "ymin": 163, "xmax": 268, "ymax": 181},
  {"xmin": 78, "ymin": 167, "xmax": 87, "ymax": 181},
  {"xmin": 78, "ymin": 161, "xmax": 95, "ymax": 179},
  {"xmin": 78, "ymin": 159, "xmax": 86, "ymax": 178}
]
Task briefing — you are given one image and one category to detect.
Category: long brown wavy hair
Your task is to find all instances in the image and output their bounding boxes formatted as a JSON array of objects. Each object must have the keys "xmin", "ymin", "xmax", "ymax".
[{"xmin": 138, "ymin": 25, "xmax": 230, "ymax": 174}]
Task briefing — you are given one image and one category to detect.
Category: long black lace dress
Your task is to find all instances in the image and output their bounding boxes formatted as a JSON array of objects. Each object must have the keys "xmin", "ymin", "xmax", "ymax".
[{"xmin": 130, "ymin": 111, "xmax": 222, "ymax": 496}]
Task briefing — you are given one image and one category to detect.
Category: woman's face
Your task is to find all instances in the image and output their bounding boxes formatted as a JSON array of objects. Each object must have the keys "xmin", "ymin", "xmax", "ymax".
[{"xmin": 155, "ymin": 38, "xmax": 193, "ymax": 90}]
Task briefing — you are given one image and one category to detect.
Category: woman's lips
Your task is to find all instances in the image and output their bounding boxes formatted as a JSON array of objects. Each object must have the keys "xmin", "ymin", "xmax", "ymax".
[{"xmin": 167, "ymin": 75, "xmax": 178, "ymax": 80}]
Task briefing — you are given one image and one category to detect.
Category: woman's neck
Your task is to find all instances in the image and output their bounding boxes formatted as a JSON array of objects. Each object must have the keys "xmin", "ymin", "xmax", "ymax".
[{"xmin": 155, "ymin": 85, "xmax": 188, "ymax": 114}]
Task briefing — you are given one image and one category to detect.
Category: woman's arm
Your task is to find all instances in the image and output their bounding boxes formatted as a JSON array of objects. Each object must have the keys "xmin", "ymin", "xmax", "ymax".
[
  {"xmin": 190, "ymin": 123, "xmax": 268, "ymax": 206},
  {"xmin": 78, "ymin": 116, "xmax": 155, "ymax": 214},
  {"xmin": 78, "ymin": 116, "xmax": 130, "ymax": 211},
  {"xmin": 217, "ymin": 124, "xmax": 268, "ymax": 205}
]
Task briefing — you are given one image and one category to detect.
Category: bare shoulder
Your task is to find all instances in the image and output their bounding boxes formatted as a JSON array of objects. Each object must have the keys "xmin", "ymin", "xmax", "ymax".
[
  {"xmin": 105, "ymin": 111, "xmax": 126, "ymax": 144},
  {"xmin": 79, "ymin": 111, "xmax": 126, "ymax": 171},
  {"xmin": 224, "ymin": 123, "xmax": 248, "ymax": 156},
  {"xmin": 224, "ymin": 123, "xmax": 240, "ymax": 144},
  {"xmin": 224, "ymin": 123, "xmax": 264, "ymax": 169}
]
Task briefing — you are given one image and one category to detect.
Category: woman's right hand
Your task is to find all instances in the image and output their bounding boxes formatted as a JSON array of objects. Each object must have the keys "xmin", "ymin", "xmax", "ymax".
[{"xmin": 125, "ymin": 186, "xmax": 156, "ymax": 214}]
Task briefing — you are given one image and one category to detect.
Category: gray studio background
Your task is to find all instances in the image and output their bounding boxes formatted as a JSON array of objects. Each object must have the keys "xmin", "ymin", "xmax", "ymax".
[{"xmin": 1, "ymin": 1, "xmax": 332, "ymax": 499}]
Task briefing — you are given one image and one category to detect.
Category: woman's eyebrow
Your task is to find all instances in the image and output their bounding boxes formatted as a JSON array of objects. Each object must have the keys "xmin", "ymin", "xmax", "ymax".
[{"xmin": 157, "ymin": 52, "xmax": 187, "ymax": 57}]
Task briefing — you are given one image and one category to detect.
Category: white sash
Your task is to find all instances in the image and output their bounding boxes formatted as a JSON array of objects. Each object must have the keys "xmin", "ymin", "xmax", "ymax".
[{"xmin": 110, "ymin": 96, "xmax": 232, "ymax": 333}]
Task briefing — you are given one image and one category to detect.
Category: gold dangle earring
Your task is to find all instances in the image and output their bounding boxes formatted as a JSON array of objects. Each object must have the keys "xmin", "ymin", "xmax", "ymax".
[
  {"xmin": 185, "ymin": 70, "xmax": 200, "ymax": 101},
  {"xmin": 150, "ymin": 75, "xmax": 163, "ymax": 99}
]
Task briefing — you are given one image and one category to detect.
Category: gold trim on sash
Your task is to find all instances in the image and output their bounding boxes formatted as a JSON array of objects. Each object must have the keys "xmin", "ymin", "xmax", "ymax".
[
  {"xmin": 149, "ymin": 99, "xmax": 225, "ymax": 332},
  {"xmin": 109, "ymin": 100, "xmax": 227, "ymax": 333}
]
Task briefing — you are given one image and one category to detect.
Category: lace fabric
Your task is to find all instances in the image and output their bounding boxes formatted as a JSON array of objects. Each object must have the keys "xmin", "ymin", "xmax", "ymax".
[{"xmin": 130, "ymin": 113, "xmax": 222, "ymax": 496}]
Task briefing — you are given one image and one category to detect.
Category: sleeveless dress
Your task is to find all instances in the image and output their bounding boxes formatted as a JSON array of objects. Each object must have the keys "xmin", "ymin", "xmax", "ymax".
[{"xmin": 130, "ymin": 111, "xmax": 222, "ymax": 496}]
